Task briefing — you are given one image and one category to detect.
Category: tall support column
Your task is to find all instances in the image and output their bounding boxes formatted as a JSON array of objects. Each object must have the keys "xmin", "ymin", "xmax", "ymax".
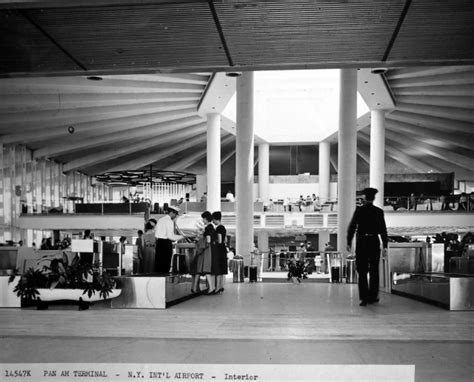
[
  {"xmin": 370, "ymin": 109, "xmax": 386, "ymax": 208},
  {"xmin": 236, "ymin": 72, "xmax": 255, "ymax": 262},
  {"xmin": 318, "ymin": 141, "xmax": 330, "ymax": 203},
  {"xmin": 0, "ymin": 144, "xmax": 4, "ymax": 242},
  {"xmin": 257, "ymin": 230, "xmax": 269, "ymax": 271},
  {"xmin": 258, "ymin": 143, "xmax": 270, "ymax": 205},
  {"xmin": 206, "ymin": 113, "xmax": 221, "ymax": 213},
  {"xmin": 195, "ymin": 174, "xmax": 207, "ymax": 203},
  {"xmin": 318, "ymin": 231, "xmax": 330, "ymax": 252},
  {"xmin": 337, "ymin": 69, "xmax": 358, "ymax": 256}
]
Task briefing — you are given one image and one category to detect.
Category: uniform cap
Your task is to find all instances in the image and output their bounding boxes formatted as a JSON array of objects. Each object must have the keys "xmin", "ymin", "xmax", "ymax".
[
  {"xmin": 361, "ymin": 187, "xmax": 378, "ymax": 199},
  {"xmin": 167, "ymin": 205, "xmax": 181, "ymax": 213}
]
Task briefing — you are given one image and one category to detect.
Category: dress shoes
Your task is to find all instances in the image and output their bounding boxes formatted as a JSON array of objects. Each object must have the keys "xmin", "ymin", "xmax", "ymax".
[
  {"xmin": 359, "ymin": 301, "xmax": 368, "ymax": 306},
  {"xmin": 368, "ymin": 298, "xmax": 380, "ymax": 304}
]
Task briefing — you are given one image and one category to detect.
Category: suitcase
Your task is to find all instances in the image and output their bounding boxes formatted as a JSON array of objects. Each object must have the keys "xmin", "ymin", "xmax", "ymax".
[
  {"xmin": 172, "ymin": 253, "xmax": 187, "ymax": 274},
  {"xmin": 331, "ymin": 266, "xmax": 340, "ymax": 283},
  {"xmin": 248, "ymin": 265, "xmax": 258, "ymax": 282}
]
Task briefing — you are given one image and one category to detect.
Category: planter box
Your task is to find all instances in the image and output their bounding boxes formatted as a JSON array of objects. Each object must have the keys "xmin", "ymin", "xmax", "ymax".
[
  {"xmin": 35, "ymin": 288, "xmax": 121, "ymax": 302},
  {"xmin": 0, "ymin": 276, "xmax": 21, "ymax": 308}
]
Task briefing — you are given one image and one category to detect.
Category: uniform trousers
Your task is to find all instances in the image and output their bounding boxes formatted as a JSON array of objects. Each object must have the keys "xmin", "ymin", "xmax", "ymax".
[
  {"xmin": 156, "ymin": 238, "xmax": 173, "ymax": 273},
  {"xmin": 355, "ymin": 235, "xmax": 381, "ymax": 302}
]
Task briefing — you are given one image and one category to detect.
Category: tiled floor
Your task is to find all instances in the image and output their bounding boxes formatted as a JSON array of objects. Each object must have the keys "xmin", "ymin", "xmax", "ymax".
[{"xmin": 0, "ymin": 281, "xmax": 472, "ymax": 381}]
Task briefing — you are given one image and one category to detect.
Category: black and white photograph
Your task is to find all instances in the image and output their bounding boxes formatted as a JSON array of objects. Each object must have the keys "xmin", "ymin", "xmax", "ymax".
[{"xmin": 0, "ymin": 1, "xmax": 473, "ymax": 381}]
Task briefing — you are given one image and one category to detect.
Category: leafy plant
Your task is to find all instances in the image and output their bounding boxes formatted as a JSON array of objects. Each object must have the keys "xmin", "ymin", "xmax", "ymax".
[
  {"xmin": 8, "ymin": 252, "xmax": 118, "ymax": 301},
  {"xmin": 287, "ymin": 258, "xmax": 309, "ymax": 283}
]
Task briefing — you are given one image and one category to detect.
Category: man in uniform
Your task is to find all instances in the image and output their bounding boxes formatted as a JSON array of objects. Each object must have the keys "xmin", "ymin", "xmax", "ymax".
[
  {"xmin": 155, "ymin": 205, "xmax": 183, "ymax": 273},
  {"xmin": 346, "ymin": 187, "xmax": 388, "ymax": 306}
]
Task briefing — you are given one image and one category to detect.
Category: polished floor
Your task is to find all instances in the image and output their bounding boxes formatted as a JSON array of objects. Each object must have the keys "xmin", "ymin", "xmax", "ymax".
[{"xmin": 0, "ymin": 280, "xmax": 472, "ymax": 382}]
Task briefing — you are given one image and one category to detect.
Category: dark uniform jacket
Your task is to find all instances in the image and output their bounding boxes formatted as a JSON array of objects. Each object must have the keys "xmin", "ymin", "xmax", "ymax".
[{"xmin": 347, "ymin": 203, "xmax": 388, "ymax": 248}]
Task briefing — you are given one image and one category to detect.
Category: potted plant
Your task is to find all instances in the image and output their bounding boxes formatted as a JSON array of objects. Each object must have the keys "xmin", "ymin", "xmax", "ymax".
[
  {"xmin": 287, "ymin": 257, "xmax": 309, "ymax": 283},
  {"xmin": 8, "ymin": 252, "xmax": 121, "ymax": 310}
]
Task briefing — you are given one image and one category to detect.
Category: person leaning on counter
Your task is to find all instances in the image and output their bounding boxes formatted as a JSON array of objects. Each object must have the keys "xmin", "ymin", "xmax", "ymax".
[{"xmin": 155, "ymin": 205, "xmax": 183, "ymax": 274}]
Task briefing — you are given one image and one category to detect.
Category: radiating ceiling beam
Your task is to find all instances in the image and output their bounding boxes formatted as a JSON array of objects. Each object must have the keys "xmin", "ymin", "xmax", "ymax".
[
  {"xmin": 385, "ymin": 119, "xmax": 473, "ymax": 150},
  {"xmin": 357, "ymin": 138, "xmax": 408, "ymax": 171},
  {"xmin": 33, "ymin": 119, "xmax": 206, "ymax": 159},
  {"xmin": 221, "ymin": 147, "xmax": 236, "ymax": 166},
  {"xmin": 168, "ymin": 134, "xmax": 235, "ymax": 171},
  {"xmin": 394, "ymin": 95, "xmax": 474, "ymax": 109},
  {"xmin": 108, "ymin": 73, "xmax": 211, "ymax": 85},
  {"xmin": 0, "ymin": 101, "xmax": 196, "ymax": 132},
  {"xmin": 394, "ymin": 102, "xmax": 474, "ymax": 123},
  {"xmin": 0, "ymin": 109, "xmax": 200, "ymax": 144},
  {"xmin": 361, "ymin": 129, "xmax": 473, "ymax": 174},
  {"xmin": 388, "ymin": 66, "xmax": 474, "ymax": 80},
  {"xmin": 387, "ymin": 110, "xmax": 473, "ymax": 134},
  {"xmin": 381, "ymin": 130, "xmax": 473, "ymax": 171},
  {"xmin": 356, "ymin": 146, "xmax": 370, "ymax": 164},
  {"xmin": 391, "ymin": 84, "xmax": 474, "ymax": 97},
  {"xmin": 321, "ymin": 112, "xmax": 371, "ymax": 143},
  {"xmin": 389, "ymin": 71, "xmax": 474, "ymax": 88},
  {"xmin": 0, "ymin": 92, "xmax": 200, "ymax": 113},
  {"xmin": 103, "ymin": 134, "xmax": 208, "ymax": 172},
  {"xmin": 329, "ymin": 152, "xmax": 338, "ymax": 173},
  {"xmin": 63, "ymin": 126, "xmax": 206, "ymax": 172},
  {"xmin": 358, "ymin": 132, "xmax": 435, "ymax": 173},
  {"xmin": 166, "ymin": 148, "xmax": 208, "ymax": 172},
  {"xmin": 0, "ymin": 76, "xmax": 206, "ymax": 93}
]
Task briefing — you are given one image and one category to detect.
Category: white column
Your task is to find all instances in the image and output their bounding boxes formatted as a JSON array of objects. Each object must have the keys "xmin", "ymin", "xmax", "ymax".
[
  {"xmin": 318, "ymin": 231, "xmax": 330, "ymax": 252},
  {"xmin": 337, "ymin": 69, "xmax": 358, "ymax": 256},
  {"xmin": 236, "ymin": 72, "xmax": 255, "ymax": 263},
  {"xmin": 195, "ymin": 174, "xmax": 207, "ymax": 203},
  {"xmin": 370, "ymin": 109, "xmax": 386, "ymax": 208},
  {"xmin": 318, "ymin": 141, "xmax": 330, "ymax": 203},
  {"xmin": 258, "ymin": 142, "xmax": 270, "ymax": 205},
  {"xmin": 257, "ymin": 230, "xmax": 270, "ymax": 272},
  {"xmin": 206, "ymin": 113, "xmax": 221, "ymax": 213}
]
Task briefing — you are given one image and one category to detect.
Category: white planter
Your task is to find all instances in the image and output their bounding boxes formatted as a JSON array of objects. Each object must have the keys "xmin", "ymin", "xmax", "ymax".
[{"xmin": 36, "ymin": 288, "xmax": 121, "ymax": 302}]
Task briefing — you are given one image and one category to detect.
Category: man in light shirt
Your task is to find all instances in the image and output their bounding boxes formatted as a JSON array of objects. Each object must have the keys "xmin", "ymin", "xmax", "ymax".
[{"xmin": 155, "ymin": 205, "xmax": 183, "ymax": 273}]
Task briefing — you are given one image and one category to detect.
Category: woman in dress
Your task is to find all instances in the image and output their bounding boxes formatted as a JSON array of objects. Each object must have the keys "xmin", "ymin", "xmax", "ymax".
[
  {"xmin": 141, "ymin": 221, "xmax": 157, "ymax": 273},
  {"xmin": 194, "ymin": 211, "xmax": 216, "ymax": 294},
  {"xmin": 212, "ymin": 211, "xmax": 227, "ymax": 294}
]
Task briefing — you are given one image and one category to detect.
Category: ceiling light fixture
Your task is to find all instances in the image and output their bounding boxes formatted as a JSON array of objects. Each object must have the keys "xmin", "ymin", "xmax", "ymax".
[
  {"xmin": 370, "ymin": 68, "xmax": 388, "ymax": 74},
  {"xmin": 86, "ymin": 76, "xmax": 103, "ymax": 81},
  {"xmin": 226, "ymin": 72, "xmax": 242, "ymax": 77}
]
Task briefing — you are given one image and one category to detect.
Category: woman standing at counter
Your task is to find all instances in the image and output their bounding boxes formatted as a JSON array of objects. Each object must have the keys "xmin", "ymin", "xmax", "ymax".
[
  {"xmin": 195, "ymin": 211, "xmax": 216, "ymax": 294},
  {"xmin": 142, "ymin": 222, "xmax": 157, "ymax": 273},
  {"xmin": 212, "ymin": 211, "xmax": 227, "ymax": 294}
]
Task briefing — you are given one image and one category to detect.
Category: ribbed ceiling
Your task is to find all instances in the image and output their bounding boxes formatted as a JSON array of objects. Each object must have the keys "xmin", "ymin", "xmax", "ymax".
[
  {"xmin": 389, "ymin": 1, "xmax": 474, "ymax": 63},
  {"xmin": 357, "ymin": 66, "xmax": 474, "ymax": 180},
  {"xmin": 1, "ymin": 0, "xmax": 473, "ymax": 75},
  {"xmin": 215, "ymin": 0, "xmax": 404, "ymax": 66},
  {"xmin": 0, "ymin": 66, "xmax": 472, "ymax": 183},
  {"xmin": 0, "ymin": 1, "xmax": 472, "ymax": 183},
  {"xmin": 0, "ymin": 73, "xmax": 239, "ymax": 177}
]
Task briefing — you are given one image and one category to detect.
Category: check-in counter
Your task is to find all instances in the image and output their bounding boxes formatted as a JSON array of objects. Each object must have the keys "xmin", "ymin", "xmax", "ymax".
[
  {"xmin": 111, "ymin": 274, "xmax": 206, "ymax": 309},
  {"xmin": 386, "ymin": 242, "xmax": 474, "ymax": 310},
  {"xmin": 391, "ymin": 273, "xmax": 474, "ymax": 310}
]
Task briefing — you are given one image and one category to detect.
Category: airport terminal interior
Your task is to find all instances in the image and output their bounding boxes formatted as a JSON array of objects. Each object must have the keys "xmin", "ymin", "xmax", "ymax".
[{"xmin": 0, "ymin": 1, "xmax": 473, "ymax": 381}]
